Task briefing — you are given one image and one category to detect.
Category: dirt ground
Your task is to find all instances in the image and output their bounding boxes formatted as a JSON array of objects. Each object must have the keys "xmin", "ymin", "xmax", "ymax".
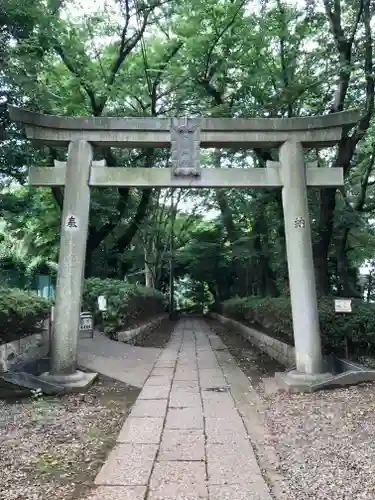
[
  {"xmin": 205, "ymin": 317, "xmax": 284, "ymax": 389},
  {"xmin": 208, "ymin": 318, "xmax": 375, "ymax": 500},
  {"xmin": 133, "ymin": 317, "xmax": 176, "ymax": 348}
]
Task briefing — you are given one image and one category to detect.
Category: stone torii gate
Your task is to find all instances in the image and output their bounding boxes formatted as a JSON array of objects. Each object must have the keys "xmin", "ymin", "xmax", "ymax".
[{"xmin": 9, "ymin": 106, "xmax": 360, "ymax": 391}]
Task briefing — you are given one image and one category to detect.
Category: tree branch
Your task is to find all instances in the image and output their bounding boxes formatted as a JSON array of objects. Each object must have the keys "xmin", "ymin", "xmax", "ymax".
[
  {"xmin": 107, "ymin": 2, "xmax": 150, "ymax": 90},
  {"xmin": 355, "ymin": 0, "xmax": 374, "ymax": 138},
  {"xmin": 53, "ymin": 43, "xmax": 99, "ymax": 114},
  {"xmin": 276, "ymin": 0, "xmax": 293, "ymax": 117},
  {"xmin": 356, "ymin": 143, "xmax": 375, "ymax": 211},
  {"xmin": 150, "ymin": 40, "xmax": 183, "ymax": 115},
  {"xmin": 202, "ymin": 0, "xmax": 247, "ymax": 81},
  {"xmin": 323, "ymin": 0, "xmax": 358, "ymax": 112}
]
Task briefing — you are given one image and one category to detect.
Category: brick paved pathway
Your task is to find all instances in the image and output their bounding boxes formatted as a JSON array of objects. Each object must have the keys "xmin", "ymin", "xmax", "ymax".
[{"xmin": 88, "ymin": 318, "xmax": 273, "ymax": 500}]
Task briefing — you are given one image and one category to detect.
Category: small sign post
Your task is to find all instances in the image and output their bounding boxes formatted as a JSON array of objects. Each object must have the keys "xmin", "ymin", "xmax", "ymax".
[
  {"xmin": 98, "ymin": 296, "xmax": 108, "ymax": 326},
  {"xmin": 334, "ymin": 298, "xmax": 352, "ymax": 358},
  {"xmin": 97, "ymin": 296, "xmax": 107, "ymax": 312},
  {"xmin": 80, "ymin": 312, "xmax": 93, "ymax": 338},
  {"xmin": 334, "ymin": 298, "xmax": 352, "ymax": 313}
]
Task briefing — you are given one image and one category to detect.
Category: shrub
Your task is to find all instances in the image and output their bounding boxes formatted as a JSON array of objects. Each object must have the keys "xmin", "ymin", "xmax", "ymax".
[
  {"xmin": 219, "ymin": 296, "xmax": 375, "ymax": 357},
  {"xmin": 82, "ymin": 278, "xmax": 166, "ymax": 336},
  {"xmin": 0, "ymin": 287, "xmax": 51, "ymax": 344}
]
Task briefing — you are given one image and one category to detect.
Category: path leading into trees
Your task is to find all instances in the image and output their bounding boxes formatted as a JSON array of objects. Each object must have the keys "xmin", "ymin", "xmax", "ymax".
[{"xmin": 87, "ymin": 318, "xmax": 273, "ymax": 500}]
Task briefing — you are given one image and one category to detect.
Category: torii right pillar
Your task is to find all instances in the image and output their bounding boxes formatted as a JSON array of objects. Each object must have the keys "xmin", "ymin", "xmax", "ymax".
[{"xmin": 277, "ymin": 140, "xmax": 330, "ymax": 389}]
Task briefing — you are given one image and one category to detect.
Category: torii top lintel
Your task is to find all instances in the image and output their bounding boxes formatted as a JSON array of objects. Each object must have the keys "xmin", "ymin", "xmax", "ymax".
[{"xmin": 8, "ymin": 105, "xmax": 360, "ymax": 149}]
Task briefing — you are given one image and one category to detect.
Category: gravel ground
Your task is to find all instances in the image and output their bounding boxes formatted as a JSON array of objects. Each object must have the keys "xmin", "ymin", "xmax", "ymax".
[
  {"xmin": 265, "ymin": 385, "xmax": 375, "ymax": 500},
  {"xmin": 0, "ymin": 376, "xmax": 140, "ymax": 500},
  {"xmin": 208, "ymin": 318, "xmax": 375, "ymax": 500}
]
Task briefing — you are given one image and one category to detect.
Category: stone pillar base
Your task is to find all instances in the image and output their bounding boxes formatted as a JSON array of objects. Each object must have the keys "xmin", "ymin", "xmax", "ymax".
[
  {"xmin": 40, "ymin": 370, "xmax": 98, "ymax": 393},
  {"xmin": 274, "ymin": 370, "xmax": 332, "ymax": 394}
]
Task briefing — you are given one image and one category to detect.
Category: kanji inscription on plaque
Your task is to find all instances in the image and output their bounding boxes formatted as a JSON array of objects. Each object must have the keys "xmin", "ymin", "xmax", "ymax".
[
  {"xmin": 294, "ymin": 216, "xmax": 306, "ymax": 229},
  {"xmin": 170, "ymin": 117, "xmax": 201, "ymax": 177}
]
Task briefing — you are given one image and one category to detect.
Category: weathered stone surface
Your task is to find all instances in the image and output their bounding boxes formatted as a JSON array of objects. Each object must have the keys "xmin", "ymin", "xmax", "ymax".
[
  {"xmin": 0, "ymin": 371, "xmax": 65, "ymax": 396},
  {"xmin": 10, "ymin": 105, "xmax": 360, "ymax": 149},
  {"xmin": 159, "ymin": 429, "xmax": 205, "ymax": 461},
  {"xmin": 280, "ymin": 140, "xmax": 323, "ymax": 375},
  {"xmin": 206, "ymin": 443, "xmax": 260, "ymax": 485},
  {"xmin": 197, "ymin": 359, "xmax": 220, "ymax": 370},
  {"xmin": 169, "ymin": 390, "xmax": 202, "ymax": 408},
  {"xmin": 170, "ymin": 119, "xmax": 201, "ymax": 176},
  {"xmin": 85, "ymin": 486, "xmax": 147, "ymax": 500},
  {"xmin": 21, "ymin": 127, "xmax": 348, "ymax": 149},
  {"xmin": 202, "ymin": 394, "xmax": 236, "ymax": 418},
  {"xmin": 154, "ymin": 359, "xmax": 176, "ymax": 368},
  {"xmin": 210, "ymin": 313, "xmax": 295, "ymax": 368},
  {"xmin": 9, "ymin": 105, "xmax": 359, "ymax": 132},
  {"xmin": 117, "ymin": 417, "xmax": 164, "ymax": 444},
  {"xmin": 199, "ymin": 368, "xmax": 224, "ymax": 378},
  {"xmin": 49, "ymin": 140, "xmax": 93, "ymax": 377},
  {"xmin": 205, "ymin": 418, "xmax": 248, "ymax": 444},
  {"xmin": 150, "ymin": 461, "xmax": 206, "ymax": 491},
  {"xmin": 130, "ymin": 399, "xmax": 168, "ymax": 418},
  {"xmin": 174, "ymin": 369, "xmax": 198, "ymax": 381},
  {"xmin": 200, "ymin": 376, "xmax": 227, "ymax": 390},
  {"xmin": 165, "ymin": 407, "xmax": 204, "ymax": 430},
  {"xmin": 208, "ymin": 484, "xmax": 272, "ymax": 500},
  {"xmin": 91, "ymin": 319, "xmax": 277, "ymax": 500},
  {"xmin": 39, "ymin": 369, "xmax": 98, "ymax": 393},
  {"xmin": 78, "ymin": 330, "xmax": 160, "ymax": 389},
  {"xmin": 95, "ymin": 444, "xmax": 158, "ymax": 486},
  {"xmin": 149, "ymin": 487, "xmax": 207, "ymax": 499},
  {"xmin": 144, "ymin": 376, "xmax": 172, "ymax": 387},
  {"xmin": 0, "ymin": 333, "xmax": 47, "ymax": 373},
  {"xmin": 138, "ymin": 385, "xmax": 170, "ymax": 400},
  {"xmin": 171, "ymin": 380, "xmax": 200, "ymax": 393},
  {"xmin": 152, "ymin": 367, "xmax": 175, "ymax": 377}
]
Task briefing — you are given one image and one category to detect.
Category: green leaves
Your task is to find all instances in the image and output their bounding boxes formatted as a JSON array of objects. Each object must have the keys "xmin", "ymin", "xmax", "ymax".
[
  {"xmin": 82, "ymin": 278, "xmax": 166, "ymax": 335},
  {"xmin": 0, "ymin": 287, "xmax": 50, "ymax": 344},
  {"xmin": 1, "ymin": 0, "xmax": 375, "ymax": 301},
  {"xmin": 220, "ymin": 295, "xmax": 375, "ymax": 357}
]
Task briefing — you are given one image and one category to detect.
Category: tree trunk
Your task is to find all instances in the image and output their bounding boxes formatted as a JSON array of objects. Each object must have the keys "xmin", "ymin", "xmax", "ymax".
[
  {"xmin": 336, "ymin": 227, "xmax": 362, "ymax": 297},
  {"xmin": 313, "ymin": 188, "xmax": 336, "ymax": 295},
  {"xmin": 85, "ymin": 244, "xmax": 95, "ymax": 278}
]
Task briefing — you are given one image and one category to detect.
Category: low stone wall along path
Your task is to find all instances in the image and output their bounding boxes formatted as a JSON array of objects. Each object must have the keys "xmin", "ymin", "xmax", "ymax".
[{"xmin": 86, "ymin": 318, "xmax": 272, "ymax": 500}]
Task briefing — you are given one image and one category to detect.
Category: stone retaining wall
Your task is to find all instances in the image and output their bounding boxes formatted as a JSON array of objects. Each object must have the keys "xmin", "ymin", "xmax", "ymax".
[
  {"xmin": 209, "ymin": 312, "xmax": 295, "ymax": 368},
  {"xmin": 117, "ymin": 314, "xmax": 169, "ymax": 344},
  {"xmin": 0, "ymin": 328, "xmax": 49, "ymax": 372}
]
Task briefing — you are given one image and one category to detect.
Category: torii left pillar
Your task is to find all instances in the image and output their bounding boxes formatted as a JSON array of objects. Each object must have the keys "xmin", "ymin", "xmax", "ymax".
[{"xmin": 41, "ymin": 140, "xmax": 97, "ymax": 390}]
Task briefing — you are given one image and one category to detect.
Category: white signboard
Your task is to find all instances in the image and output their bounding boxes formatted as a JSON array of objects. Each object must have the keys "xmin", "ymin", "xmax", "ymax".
[
  {"xmin": 98, "ymin": 295, "xmax": 107, "ymax": 311},
  {"xmin": 334, "ymin": 299, "xmax": 352, "ymax": 313},
  {"xmin": 80, "ymin": 313, "xmax": 93, "ymax": 331}
]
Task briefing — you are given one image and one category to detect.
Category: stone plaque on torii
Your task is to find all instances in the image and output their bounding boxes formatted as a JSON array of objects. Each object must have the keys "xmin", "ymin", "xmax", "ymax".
[
  {"xmin": 8, "ymin": 105, "xmax": 361, "ymax": 392},
  {"xmin": 170, "ymin": 117, "xmax": 201, "ymax": 177}
]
